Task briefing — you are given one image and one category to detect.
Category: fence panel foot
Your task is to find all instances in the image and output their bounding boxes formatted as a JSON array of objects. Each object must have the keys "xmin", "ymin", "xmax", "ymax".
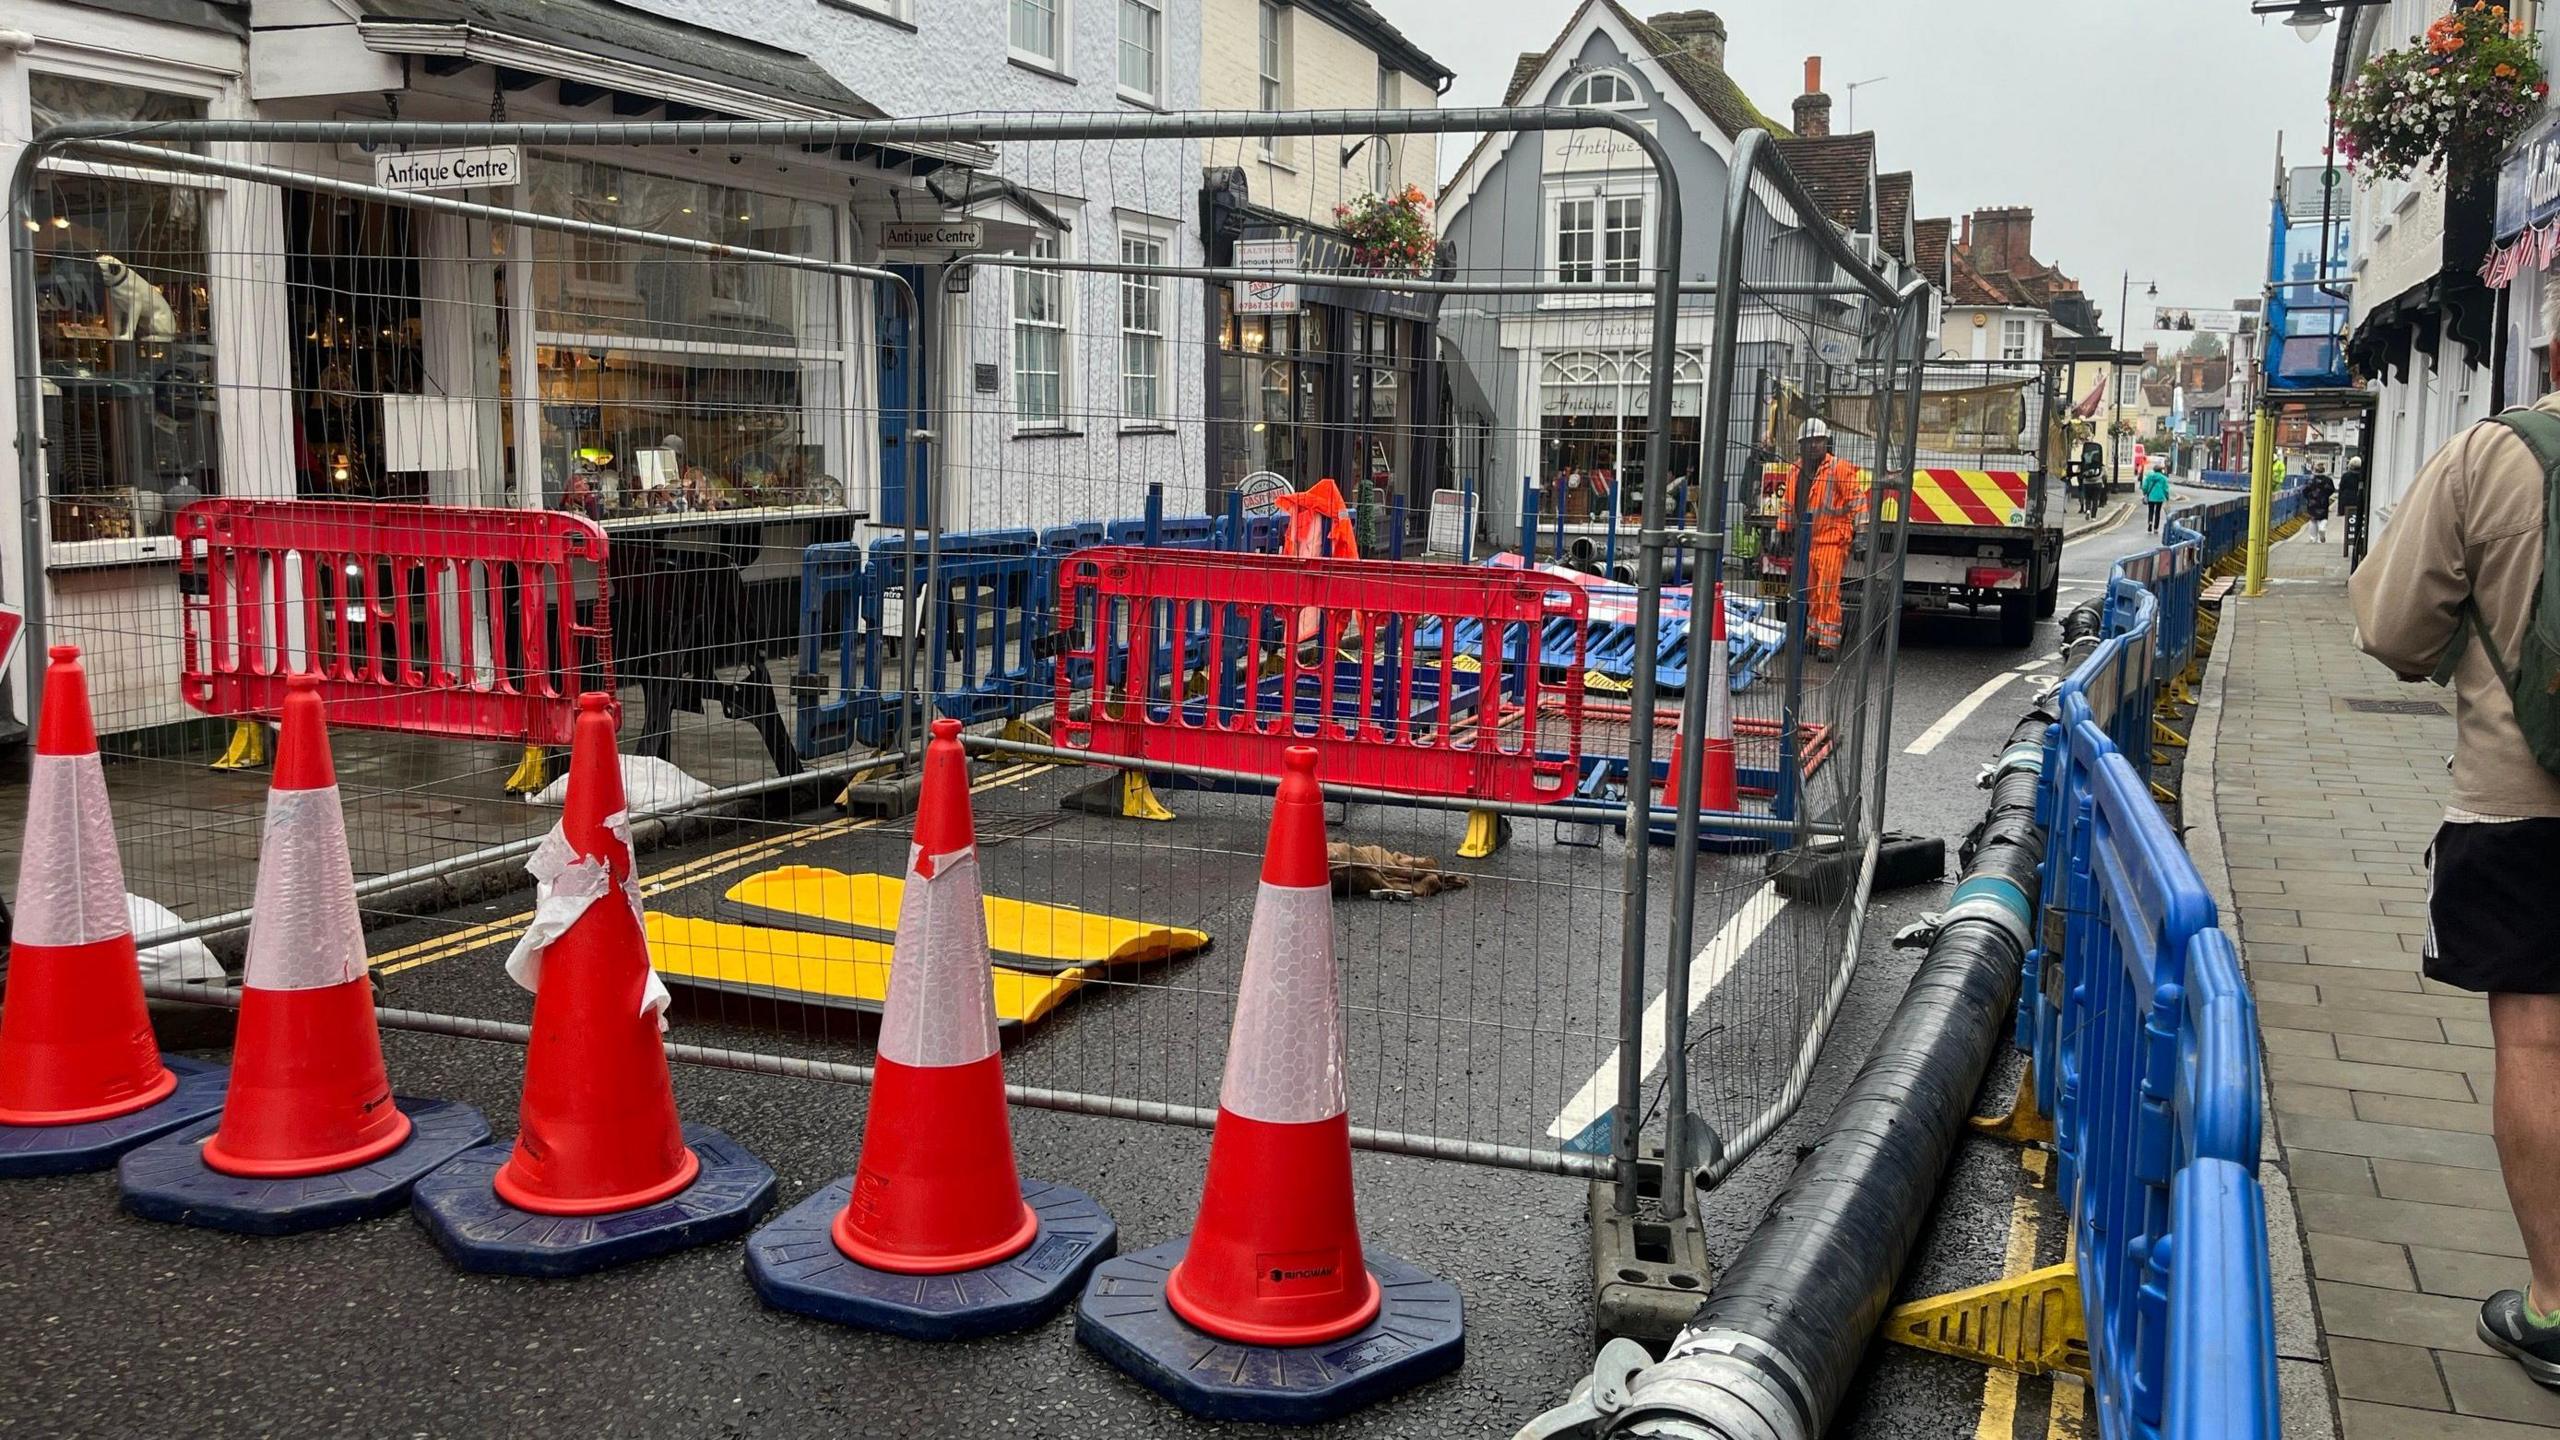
[{"xmin": 1882, "ymin": 1260, "xmax": 2089, "ymax": 1379}]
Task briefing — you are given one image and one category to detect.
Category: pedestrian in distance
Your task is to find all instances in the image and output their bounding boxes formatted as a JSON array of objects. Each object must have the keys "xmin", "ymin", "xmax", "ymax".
[
  {"xmin": 2305, "ymin": 467, "xmax": 2337, "ymax": 543},
  {"xmin": 2351, "ymin": 391, "xmax": 2560, "ymax": 1390},
  {"xmin": 2141, "ymin": 460, "xmax": 2170, "ymax": 532}
]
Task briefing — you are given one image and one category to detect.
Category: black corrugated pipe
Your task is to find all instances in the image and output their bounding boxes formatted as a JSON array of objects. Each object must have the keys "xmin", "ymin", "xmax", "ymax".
[
  {"xmin": 2062, "ymin": 598, "xmax": 2104, "ymax": 648},
  {"xmin": 1517, "ymin": 712, "xmax": 2051, "ymax": 1440}
]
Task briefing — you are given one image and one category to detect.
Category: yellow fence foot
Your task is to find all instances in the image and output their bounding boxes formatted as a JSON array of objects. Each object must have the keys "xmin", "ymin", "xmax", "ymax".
[
  {"xmin": 1120, "ymin": 769, "xmax": 1177, "ymax": 822},
  {"xmin": 503, "ymin": 742, "xmax": 550, "ymax": 796},
  {"xmin": 998, "ymin": 715, "xmax": 1051, "ymax": 748},
  {"xmin": 2153, "ymin": 719, "xmax": 2187, "ymax": 749},
  {"xmin": 208, "ymin": 718, "xmax": 268, "ymax": 772},
  {"xmin": 1883, "ymin": 1260, "xmax": 2090, "ymax": 1379},
  {"xmin": 1970, "ymin": 1062, "xmax": 2056, "ymax": 1144},
  {"xmin": 2151, "ymin": 780, "xmax": 2177, "ymax": 804},
  {"xmin": 1458, "ymin": 807, "xmax": 1512, "ymax": 859}
]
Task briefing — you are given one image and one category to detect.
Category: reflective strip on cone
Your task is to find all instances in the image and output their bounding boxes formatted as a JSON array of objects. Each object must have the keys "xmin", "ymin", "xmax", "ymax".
[
  {"xmin": 240, "ymin": 786, "xmax": 367, "ymax": 992},
  {"xmin": 877, "ymin": 843, "xmax": 1001, "ymax": 1068},
  {"xmin": 14, "ymin": 753, "xmax": 130, "ymax": 949},
  {"xmin": 1217, "ymin": 880, "xmax": 1346, "ymax": 1125}
]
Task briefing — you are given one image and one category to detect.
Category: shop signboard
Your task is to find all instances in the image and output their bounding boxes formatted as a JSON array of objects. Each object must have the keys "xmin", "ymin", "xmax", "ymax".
[
  {"xmin": 1234, "ymin": 238, "xmax": 1300, "ymax": 315},
  {"xmin": 2498, "ymin": 112, "xmax": 2560, "ymax": 241},
  {"xmin": 881, "ymin": 221, "xmax": 985, "ymax": 251},
  {"xmin": 374, "ymin": 146, "xmax": 520, "ymax": 193}
]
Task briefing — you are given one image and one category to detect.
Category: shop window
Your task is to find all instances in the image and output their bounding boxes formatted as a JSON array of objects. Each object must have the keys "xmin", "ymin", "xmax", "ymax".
[
  {"xmin": 28, "ymin": 74, "xmax": 215, "ymax": 557},
  {"xmin": 287, "ymin": 194, "xmax": 424, "ymax": 501},
  {"xmin": 513, "ymin": 157, "xmax": 847, "ymax": 516},
  {"xmin": 1119, "ymin": 0, "xmax": 1161, "ymax": 103},
  {"xmin": 1014, "ymin": 231, "xmax": 1070, "ymax": 428},
  {"xmin": 1012, "ymin": 0, "xmax": 1063, "ymax": 69},
  {"xmin": 1120, "ymin": 231, "xmax": 1165, "ymax": 422},
  {"xmin": 1217, "ymin": 299, "xmax": 1328, "ymax": 494}
]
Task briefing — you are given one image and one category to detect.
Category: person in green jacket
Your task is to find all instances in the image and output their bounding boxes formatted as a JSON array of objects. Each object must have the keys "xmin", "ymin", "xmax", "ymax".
[{"xmin": 2142, "ymin": 459, "xmax": 2172, "ymax": 531}]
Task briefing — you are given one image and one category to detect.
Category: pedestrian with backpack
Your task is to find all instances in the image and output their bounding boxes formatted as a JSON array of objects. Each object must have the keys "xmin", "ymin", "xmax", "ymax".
[
  {"xmin": 2352, "ymin": 398, "xmax": 2560, "ymax": 1389},
  {"xmin": 2305, "ymin": 468, "xmax": 2337, "ymax": 543}
]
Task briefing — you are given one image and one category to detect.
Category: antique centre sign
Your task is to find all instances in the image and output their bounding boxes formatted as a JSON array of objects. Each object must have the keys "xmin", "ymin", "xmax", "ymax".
[{"xmin": 374, "ymin": 146, "xmax": 519, "ymax": 193}]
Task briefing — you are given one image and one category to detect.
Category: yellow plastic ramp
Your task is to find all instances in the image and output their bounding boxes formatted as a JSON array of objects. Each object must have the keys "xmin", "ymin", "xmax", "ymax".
[
  {"xmin": 643, "ymin": 912, "xmax": 1089, "ymax": 1031},
  {"xmin": 716, "ymin": 865, "xmax": 1211, "ymax": 975}
]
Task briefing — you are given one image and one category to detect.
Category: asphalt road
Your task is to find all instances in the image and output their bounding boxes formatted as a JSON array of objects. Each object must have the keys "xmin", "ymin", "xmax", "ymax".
[{"xmin": 0, "ymin": 500, "xmax": 2179, "ymax": 1438}]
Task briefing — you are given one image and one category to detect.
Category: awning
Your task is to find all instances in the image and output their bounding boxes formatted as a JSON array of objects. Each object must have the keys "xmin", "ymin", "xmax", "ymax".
[
  {"xmin": 349, "ymin": 0, "xmax": 990, "ymax": 170},
  {"xmin": 925, "ymin": 172, "xmax": 1072, "ymax": 253}
]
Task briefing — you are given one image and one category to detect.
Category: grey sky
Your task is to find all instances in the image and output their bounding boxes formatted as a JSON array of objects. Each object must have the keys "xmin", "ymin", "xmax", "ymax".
[{"xmin": 1369, "ymin": 0, "xmax": 2337, "ymax": 356}]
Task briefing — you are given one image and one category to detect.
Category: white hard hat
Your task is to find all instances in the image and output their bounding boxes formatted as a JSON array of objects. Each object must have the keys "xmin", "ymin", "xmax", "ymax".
[{"xmin": 1798, "ymin": 417, "xmax": 1831, "ymax": 442}]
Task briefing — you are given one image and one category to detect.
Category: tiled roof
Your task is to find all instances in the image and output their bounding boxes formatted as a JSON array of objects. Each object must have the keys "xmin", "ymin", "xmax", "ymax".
[
  {"xmin": 1876, "ymin": 172, "xmax": 1912, "ymax": 261},
  {"xmin": 1914, "ymin": 217, "xmax": 1952, "ymax": 286},
  {"xmin": 1453, "ymin": 0, "xmax": 1790, "ymax": 209},
  {"xmin": 1771, "ymin": 132, "xmax": 1875, "ymax": 232}
]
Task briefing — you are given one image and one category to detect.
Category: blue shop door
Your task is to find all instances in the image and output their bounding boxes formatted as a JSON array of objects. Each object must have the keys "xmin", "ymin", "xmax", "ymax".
[{"xmin": 875, "ymin": 264, "xmax": 929, "ymax": 527}]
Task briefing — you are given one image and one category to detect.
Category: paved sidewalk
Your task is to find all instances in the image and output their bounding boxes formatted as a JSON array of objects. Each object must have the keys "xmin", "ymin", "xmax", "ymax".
[{"xmin": 2203, "ymin": 536, "xmax": 2559, "ymax": 1437}]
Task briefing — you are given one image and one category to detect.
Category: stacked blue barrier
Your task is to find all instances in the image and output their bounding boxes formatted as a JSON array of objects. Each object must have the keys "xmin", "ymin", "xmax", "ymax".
[
  {"xmin": 794, "ymin": 510, "xmax": 1290, "ymax": 759},
  {"xmin": 2013, "ymin": 491, "xmax": 2281, "ymax": 1439}
]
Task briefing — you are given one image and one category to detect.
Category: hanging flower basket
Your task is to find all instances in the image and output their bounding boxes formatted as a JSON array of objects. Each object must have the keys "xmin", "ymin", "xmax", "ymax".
[
  {"xmin": 1333, "ymin": 185, "xmax": 1438, "ymax": 278},
  {"xmin": 2336, "ymin": 2, "xmax": 2547, "ymax": 184}
]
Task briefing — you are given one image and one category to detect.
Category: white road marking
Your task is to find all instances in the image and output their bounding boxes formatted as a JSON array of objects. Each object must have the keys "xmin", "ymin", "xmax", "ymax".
[
  {"xmin": 1547, "ymin": 882, "xmax": 1788, "ymax": 1143},
  {"xmin": 1905, "ymin": 672, "xmax": 2020, "ymax": 756}
]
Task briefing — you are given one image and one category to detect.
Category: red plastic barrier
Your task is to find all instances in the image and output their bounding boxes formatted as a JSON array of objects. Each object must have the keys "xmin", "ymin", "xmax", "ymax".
[
  {"xmin": 176, "ymin": 500, "xmax": 610, "ymax": 748},
  {"xmin": 1053, "ymin": 548, "xmax": 1585, "ymax": 803}
]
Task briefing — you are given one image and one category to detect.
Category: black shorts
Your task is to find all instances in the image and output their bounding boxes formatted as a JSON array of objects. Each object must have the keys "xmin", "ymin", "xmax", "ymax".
[{"xmin": 2427, "ymin": 818, "xmax": 2560, "ymax": 993}]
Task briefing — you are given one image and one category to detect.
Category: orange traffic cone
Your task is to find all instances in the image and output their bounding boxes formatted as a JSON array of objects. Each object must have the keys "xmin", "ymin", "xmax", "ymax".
[
  {"xmin": 836, "ymin": 715, "xmax": 1035, "ymax": 1271},
  {"xmin": 1163, "ymin": 745, "xmax": 1378, "ymax": 1344},
  {"xmin": 1698, "ymin": 581, "xmax": 1741, "ymax": 813},
  {"xmin": 199, "ymin": 674, "xmax": 410, "ymax": 1175},
  {"xmin": 121, "ymin": 672, "xmax": 487, "ymax": 1232},
  {"xmin": 0, "ymin": 646, "xmax": 173, "ymax": 1126},
  {"xmin": 0, "ymin": 647, "xmax": 229, "ymax": 1174},
  {"xmin": 495, "ymin": 693, "xmax": 695, "ymax": 1213},
  {"xmin": 747, "ymin": 716, "xmax": 1115, "ymax": 1336},
  {"xmin": 411, "ymin": 691, "xmax": 775, "ymax": 1276},
  {"xmin": 1076, "ymin": 745, "xmax": 1462, "ymax": 1421}
]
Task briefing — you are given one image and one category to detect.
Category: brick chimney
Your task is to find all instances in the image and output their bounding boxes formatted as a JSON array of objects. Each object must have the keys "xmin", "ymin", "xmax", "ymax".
[
  {"xmin": 1792, "ymin": 56, "xmax": 1831, "ymax": 138},
  {"xmin": 1969, "ymin": 205, "xmax": 2033, "ymax": 275},
  {"xmin": 1649, "ymin": 11, "xmax": 1726, "ymax": 71}
]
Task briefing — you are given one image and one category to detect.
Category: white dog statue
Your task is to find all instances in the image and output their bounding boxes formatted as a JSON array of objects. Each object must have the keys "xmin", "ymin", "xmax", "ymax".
[{"xmin": 97, "ymin": 254, "xmax": 176, "ymax": 343}]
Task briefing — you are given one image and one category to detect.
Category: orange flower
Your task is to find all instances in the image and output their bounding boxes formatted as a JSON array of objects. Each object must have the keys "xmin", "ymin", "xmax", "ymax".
[{"xmin": 2499, "ymin": 62, "xmax": 2518, "ymax": 77}]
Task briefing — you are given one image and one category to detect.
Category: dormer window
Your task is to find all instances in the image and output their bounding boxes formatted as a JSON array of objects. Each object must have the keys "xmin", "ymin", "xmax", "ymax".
[{"xmin": 1564, "ymin": 69, "xmax": 1639, "ymax": 108}]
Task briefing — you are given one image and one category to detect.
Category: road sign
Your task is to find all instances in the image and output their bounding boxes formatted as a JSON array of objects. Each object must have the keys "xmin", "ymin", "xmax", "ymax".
[{"xmin": 1234, "ymin": 238, "xmax": 1300, "ymax": 315}]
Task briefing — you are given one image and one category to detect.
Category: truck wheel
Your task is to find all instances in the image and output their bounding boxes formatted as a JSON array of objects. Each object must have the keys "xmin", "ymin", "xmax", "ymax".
[
  {"xmin": 2034, "ymin": 579, "xmax": 2060, "ymax": 619},
  {"xmin": 1998, "ymin": 593, "xmax": 2035, "ymax": 648}
]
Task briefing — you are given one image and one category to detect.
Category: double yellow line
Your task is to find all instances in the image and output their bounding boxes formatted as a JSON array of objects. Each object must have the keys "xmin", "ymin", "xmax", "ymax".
[
  {"xmin": 369, "ymin": 762, "xmax": 1051, "ymax": 978},
  {"xmin": 1975, "ymin": 1148, "xmax": 2087, "ymax": 1439}
]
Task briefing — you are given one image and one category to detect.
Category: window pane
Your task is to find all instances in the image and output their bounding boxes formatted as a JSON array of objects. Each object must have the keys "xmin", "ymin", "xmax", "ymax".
[
  {"xmin": 29, "ymin": 72, "xmax": 204, "ymax": 152},
  {"xmin": 1121, "ymin": 1, "xmax": 1158, "ymax": 95},
  {"xmin": 33, "ymin": 170, "xmax": 218, "ymax": 542},
  {"xmin": 1012, "ymin": 0, "xmax": 1056, "ymax": 59},
  {"xmin": 526, "ymin": 157, "xmax": 836, "ymax": 350},
  {"xmin": 1559, "ymin": 200, "xmax": 1594, "ymax": 284},
  {"xmin": 1605, "ymin": 197, "xmax": 1643, "ymax": 282}
]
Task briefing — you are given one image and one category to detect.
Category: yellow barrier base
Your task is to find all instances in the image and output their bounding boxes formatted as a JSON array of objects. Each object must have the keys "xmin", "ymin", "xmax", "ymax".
[
  {"xmin": 1119, "ymin": 769, "xmax": 1176, "ymax": 821},
  {"xmin": 503, "ymin": 742, "xmax": 549, "ymax": 796},
  {"xmin": 1970, "ymin": 1062, "xmax": 2055, "ymax": 1145},
  {"xmin": 645, "ymin": 912, "xmax": 1089, "ymax": 1029},
  {"xmin": 1884, "ymin": 1261, "xmax": 2091, "ymax": 1379},
  {"xmin": 721, "ymin": 865, "xmax": 1208, "ymax": 971},
  {"xmin": 998, "ymin": 715, "xmax": 1051, "ymax": 748},
  {"xmin": 209, "ymin": 719, "xmax": 267, "ymax": 772},
  {"xmin": 2153, "ymin": 719, "xmax": 2187, "ymax": 750},
  {"xmin": 1458, "ymin": 807, "xmax": 1511, "ymax": 859}
]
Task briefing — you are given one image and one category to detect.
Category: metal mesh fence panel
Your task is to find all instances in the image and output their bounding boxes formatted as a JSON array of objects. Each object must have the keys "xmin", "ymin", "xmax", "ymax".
[{"xmin": 10, "ymin": 111, "xmax": 1920, "ymax": 1195}]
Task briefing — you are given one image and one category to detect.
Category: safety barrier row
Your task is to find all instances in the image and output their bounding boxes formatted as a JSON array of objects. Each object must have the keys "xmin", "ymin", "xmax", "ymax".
[
  {"xmin": 1052, "ymin": 548, "xmax": 1589, "ymax": 805},
  {"xmin": 176, "ymin": 499, "xmax": 614, "ymax": 770},
  {"xmin": 2010, "ymin": 487, "xmax": 2296, "ymax": 1439},
  {"xmin": 792, "ymin": 511, "xmax": 1287, "ymax": 757}
]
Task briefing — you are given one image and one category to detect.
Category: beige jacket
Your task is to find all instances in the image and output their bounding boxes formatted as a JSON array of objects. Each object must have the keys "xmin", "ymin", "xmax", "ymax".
[{"xmin": 2350, "ymin": 394, "xmax": 2560, "ymax": 817}]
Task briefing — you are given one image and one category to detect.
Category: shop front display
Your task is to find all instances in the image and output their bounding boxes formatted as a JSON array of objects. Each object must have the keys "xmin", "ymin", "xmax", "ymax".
[{"xmin": 1534, "ymin": 347, "xmax": 1703, "ymax": 524}]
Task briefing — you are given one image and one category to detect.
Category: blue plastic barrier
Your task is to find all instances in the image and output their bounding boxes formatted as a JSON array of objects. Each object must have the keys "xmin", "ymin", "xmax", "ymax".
[{"xmin": 2005, "ymin": 490, "xmax": 2281, "ymax": 1439}]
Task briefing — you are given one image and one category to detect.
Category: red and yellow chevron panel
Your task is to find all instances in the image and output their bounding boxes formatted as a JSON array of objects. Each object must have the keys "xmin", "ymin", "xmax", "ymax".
[{"xmin": 1908, "ymin": 470, "xmax": 2032, "ymax": 527}]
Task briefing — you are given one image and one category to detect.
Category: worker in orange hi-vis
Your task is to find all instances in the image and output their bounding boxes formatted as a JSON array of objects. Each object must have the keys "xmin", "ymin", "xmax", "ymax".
[
  {"xmin": 1777, "ymin": 418, "xmax": 1868, "ymax": 661},
  {"xmin": 1273, "ymin": 478, "xmax": 1361, "ymax": 649}
]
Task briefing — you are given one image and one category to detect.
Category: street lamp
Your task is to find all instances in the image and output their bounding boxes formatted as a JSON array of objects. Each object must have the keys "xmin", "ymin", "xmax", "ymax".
[
  {"xmin": 2249, "ymin": 0, "xmax": 2385, "ymax": 44},
  {"xmin": 2112, "ymin": 273, "xmax": 2160, "ymax": 489}
]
